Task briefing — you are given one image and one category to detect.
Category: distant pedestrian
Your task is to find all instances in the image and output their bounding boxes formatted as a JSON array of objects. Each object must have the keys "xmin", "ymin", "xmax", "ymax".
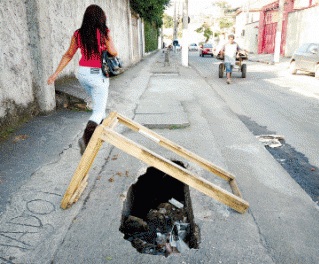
[
  {"xmin": 220, "ymin": 34, "xmax": 244, "ymax": 84},
  {"xmin": 47, "ymin": 4, "xmax": 118, "ymax": 154}
]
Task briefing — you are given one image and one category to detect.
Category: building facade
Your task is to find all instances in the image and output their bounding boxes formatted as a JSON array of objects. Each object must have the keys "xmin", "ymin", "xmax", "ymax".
[
  {"xmin": 235, "ymin": 0, "xmax": 319, "ymax": 56},
  {"xmin": 257, "ymin": 0, "xmax": 294, "ymax": 54}
]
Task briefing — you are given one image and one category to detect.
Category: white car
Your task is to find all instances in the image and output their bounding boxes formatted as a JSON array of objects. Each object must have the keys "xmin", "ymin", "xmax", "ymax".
[{"xmin": 189, "ymin": 43, "xmax": 198, "ymax": 51}]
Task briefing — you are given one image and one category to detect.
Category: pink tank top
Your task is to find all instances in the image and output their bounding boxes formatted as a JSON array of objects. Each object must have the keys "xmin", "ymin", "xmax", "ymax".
[{"xmin": 74, "ymin": 29, "xmax": 108, "ymax": 68}]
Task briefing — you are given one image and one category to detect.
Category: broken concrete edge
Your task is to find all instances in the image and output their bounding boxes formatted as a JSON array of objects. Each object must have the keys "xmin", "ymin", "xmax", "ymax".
[
  {"xmin": 119, "ymin": 163, "xmax": 199, "ymax": 256},
  {"xmin": 141, "ymin": 123, "xmax": 190, "ymax": 130}
]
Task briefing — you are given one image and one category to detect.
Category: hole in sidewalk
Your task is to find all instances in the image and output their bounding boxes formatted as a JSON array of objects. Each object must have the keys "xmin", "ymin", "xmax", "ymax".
[{"xmin": 120, "ymin": 160, "xmax": 200, "ymax": 257}]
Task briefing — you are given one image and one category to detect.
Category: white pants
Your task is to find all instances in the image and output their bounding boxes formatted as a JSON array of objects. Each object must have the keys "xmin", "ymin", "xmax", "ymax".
[{"xmin": 77, "ymin": 66, "xmax": 109, "ymax": 124}]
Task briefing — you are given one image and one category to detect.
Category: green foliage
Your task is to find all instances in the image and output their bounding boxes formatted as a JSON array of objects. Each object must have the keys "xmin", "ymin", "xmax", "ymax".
[
  {"xmin": 130, "ymin": 0, "xmax": 170, "ymax": 51},
  {"xmin": 213, "ymin": 1, "xmax": 231, "ymax": 9},
  {"xmin": 212, "ymin": 1, "xmax": 234, "ymax": 30},
  {"xmin": 219, "ymin": 18, "xmax": 233, "ymax": 29},
  {"xmin": 130, "ymin": 0, "xmax": 170, "ymax": 27},
  {"xmin": 195, "ymin": 23, "xmax": 213, "ymax": 43},
  {"xmin": 144, "ymin": 21, "xmax": 158, "ymax": 52},
  {"xmin": 163, "ymin": 13, "xmax": 173, "ymax": 28}
]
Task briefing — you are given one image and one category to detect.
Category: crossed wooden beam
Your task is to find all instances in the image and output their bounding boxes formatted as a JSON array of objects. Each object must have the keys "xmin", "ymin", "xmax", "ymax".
[{"xmin": 61, "ymin": 111, "xmax": 249, "ymax": 213}]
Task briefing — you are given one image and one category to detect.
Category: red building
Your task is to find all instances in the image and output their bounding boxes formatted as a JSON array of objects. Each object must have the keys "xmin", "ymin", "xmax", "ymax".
[{"xmin": 257, "ymin": 0, "xmax": 295, "ymax": 54}]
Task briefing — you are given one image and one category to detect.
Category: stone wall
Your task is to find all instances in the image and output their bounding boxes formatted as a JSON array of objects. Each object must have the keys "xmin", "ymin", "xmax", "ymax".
[
  {"xmin": 0, "ymin": 0, "xmax": 142, "ymax": 129},
  {"xmin": 286, "ymin": 5, "xmax": 319, "ymax": 56}
]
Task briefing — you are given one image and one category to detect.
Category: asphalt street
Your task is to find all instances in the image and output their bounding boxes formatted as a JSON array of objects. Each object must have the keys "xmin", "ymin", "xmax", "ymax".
[{"xmin": 189, "ymin": 52, "xmax": 319, "ymax": 204}]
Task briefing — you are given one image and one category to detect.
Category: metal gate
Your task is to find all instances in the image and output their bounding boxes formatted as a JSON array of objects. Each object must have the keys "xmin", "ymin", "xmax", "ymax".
[
  {"xmin": 263, "ymin": 14, "xmax": 277, "ymax": 54},
  {"xmin": 258, "ymin": 0, "xmax": 294, "ymax": 55}
]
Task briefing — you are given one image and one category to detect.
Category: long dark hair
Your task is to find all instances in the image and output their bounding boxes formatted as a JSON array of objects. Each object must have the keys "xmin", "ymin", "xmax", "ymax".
[{"xmin": 78, "ymin": 5, "xmax": 109, "ymax": 59}]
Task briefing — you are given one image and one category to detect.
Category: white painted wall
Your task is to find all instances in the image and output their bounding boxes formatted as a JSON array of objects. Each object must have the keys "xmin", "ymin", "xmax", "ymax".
[
  {"xmin": 0, "ymin": 1, "xmax": 35, "ymax": 120},
  {"xmin": 235, "ymin": 11, "xmax": 260, "ymax": 52},
  {"xmin": 286, "ymin": 5, "xmax": 319, "ymax": 56},
  {"xmin": 294, "ymin": 0, "xmax": 311, "ymax": 9},
  {"xmin": 0, "ymin": 0, "xmax": 142, "ymax": 127},
  {"xmin": 244, "ymin": 22, "xmax": 259, "ymax": 54}
]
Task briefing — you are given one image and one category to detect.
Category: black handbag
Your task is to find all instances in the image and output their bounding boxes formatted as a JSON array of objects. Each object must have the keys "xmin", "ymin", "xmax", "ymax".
[{"xmin": 101, "ymin": 51, "xmax": 122, "ymax": 77}]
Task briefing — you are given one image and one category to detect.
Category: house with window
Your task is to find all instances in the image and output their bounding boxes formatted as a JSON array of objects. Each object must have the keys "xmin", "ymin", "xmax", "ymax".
[
  {"xmin": 235, "ymin": 8, "xmax": 261, "ymax": 53},
  {"xmin": 285, "ymin": 0, "xmax": 319, "ymax": 56},
  {"xmin": 235, "ymin": 0, "xmax": 319, "ymax": 56}
]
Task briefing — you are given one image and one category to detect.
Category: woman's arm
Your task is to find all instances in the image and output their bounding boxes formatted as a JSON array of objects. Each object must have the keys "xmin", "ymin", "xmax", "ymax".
[
  {"xmin": 47, "ymin": 35, "xmax": 78, "ymax": 85},
  {"xmin": 105, "ymin": 34, "xmax": 118, "ymax": 57}
]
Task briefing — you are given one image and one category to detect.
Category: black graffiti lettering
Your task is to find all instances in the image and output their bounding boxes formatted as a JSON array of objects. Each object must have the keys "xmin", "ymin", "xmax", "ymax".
[
  {"xmin": 0, "ymin": 256, "xmax": 15, "ymax": 264},
  {"xmin": 38, "ymin": 191, "xmax": 62, "ymax": 197},
  {"xmin": 26, "ymin": 199, "xmax": 55, "ymax": 215},
  {"xmin": 0, "ymin": 232, "xmax": 32, "ymax": 250},
  {"xmin": 7, "ymin": 214, "xmax": 43, "ymax": 228}
]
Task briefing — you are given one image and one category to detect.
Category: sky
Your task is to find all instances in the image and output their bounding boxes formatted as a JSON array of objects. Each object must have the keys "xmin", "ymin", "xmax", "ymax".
[{"xmin": 166, "ymin": 0, "xmax": 248, "ymax": 16}]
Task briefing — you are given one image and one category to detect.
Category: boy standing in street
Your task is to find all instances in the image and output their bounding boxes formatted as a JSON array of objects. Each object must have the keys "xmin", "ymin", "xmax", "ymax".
[{"xmin": 221, "ymin": 34, "xmax": 241, "ymax": 84}]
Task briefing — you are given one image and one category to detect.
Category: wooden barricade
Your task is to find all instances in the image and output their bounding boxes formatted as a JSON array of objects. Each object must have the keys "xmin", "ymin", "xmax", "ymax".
[{"xmin": 61, "ymin": 112, "xmax": 249, "ymax": 213}]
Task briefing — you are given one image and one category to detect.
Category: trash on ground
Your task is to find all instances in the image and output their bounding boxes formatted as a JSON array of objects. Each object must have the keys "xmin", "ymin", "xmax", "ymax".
[
  {"xmin": 169, "ymin": 198, "xmax": 184, "ymax": 209},
  {"xmin": 256, "ymin": 135, "xmax": 284, "ymax": 148},
  {"xmin": 13, "ymin": 134, "xmax": 28, "ymax": 143},
  {"xmin": 121, "ymin": 201, "xmax": 190, "ymax": 256},
  {"xmin": 169, "ymin": 222, "xmax": 190, "ymax": 253}
]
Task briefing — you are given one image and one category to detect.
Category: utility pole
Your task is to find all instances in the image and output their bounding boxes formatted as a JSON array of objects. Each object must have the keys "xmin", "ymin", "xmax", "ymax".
[
  {"xmin": 173, "ymin": 0, "xmax": 178, "ymax": 53},
  {"xmin": 245, "ymin": 0, "xmax": 250, "ymax": 24},
  {"xmin": 181, "ymin": 0, "xmax": 188, "ymax": 67},
  {"xmin": 159, "ymin": 25, "xmax": 164, "ymax": 49},
  {"xmin": 173, "ymin": 0, "xmax": 177, "ymax": 41},
  {"xmin": 274, "ymin": 0, "xmax": 285, "ymax": 63}
]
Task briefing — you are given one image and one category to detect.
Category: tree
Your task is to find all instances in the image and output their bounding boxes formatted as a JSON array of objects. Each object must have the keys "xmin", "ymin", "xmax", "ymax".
[
  {"xmin": 130, "ymin": 0, "xmax": 170, "ymax": 27},
  {"xmin": 195, "ymin": 23, "xmax": 213, "ymax": 43},
  {"xmin": 219, "ymin": 18, "xmax": 233, "ymax": 29},
  {"xmin": 130, "ymin": 0, "xmax": 171, "ymax": 52},
  {"xmin": 213, "ymin": 1, "xmax": 234, "ymax": 32},
  {"xmin": 163, "ymin": 13, "xmax": 173, "ymax": 28},
  {"xmin": 214, "ymin": 1, "xmax": 231, "ymax": 9}
]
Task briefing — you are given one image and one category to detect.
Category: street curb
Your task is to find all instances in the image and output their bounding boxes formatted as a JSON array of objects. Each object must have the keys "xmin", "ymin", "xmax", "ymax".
[{"xmin": 248, "ymin": 59, "xmax": 275, "ymax": 65}]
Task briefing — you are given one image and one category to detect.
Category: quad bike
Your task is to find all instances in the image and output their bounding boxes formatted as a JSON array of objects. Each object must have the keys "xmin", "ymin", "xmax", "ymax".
[{"xmin": 217, "ymin": 51, "xmax": 248, "ymax": 78}]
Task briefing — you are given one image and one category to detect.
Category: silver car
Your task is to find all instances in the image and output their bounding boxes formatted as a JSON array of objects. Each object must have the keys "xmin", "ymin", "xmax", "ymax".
[{"xmin": 289, "ymin": 43, "xmax": 319, "ymax": 78}]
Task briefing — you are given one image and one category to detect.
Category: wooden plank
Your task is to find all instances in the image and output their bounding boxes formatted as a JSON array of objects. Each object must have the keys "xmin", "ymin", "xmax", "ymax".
[
  {"xmin": 60, "ymin": 125, "xmax": 104, "ymax": 209},
  {"xmin": 229, "ymin": 179, "xmax": 242, "ymax": 198},
  {"xmin": 116, "ymin": 113, "xmax": 235, "ymax": 182},
  {"xmin": 61, "ymin": 111, "xmax": 248, "ymax": 212},
  {"xmin": 100, "ymin": 128, "xmax": 249, "ymax": 214},
  {"xmin": 69, "ymin": 174, "xmax": 89, "ymax": 205},
  {"xmin": 61, "ymin": 112, "xmax": 119, "ymax": 209},
  {"xmin": 101, "ymin": 111, "xmax": 118, "ymax": 128}
]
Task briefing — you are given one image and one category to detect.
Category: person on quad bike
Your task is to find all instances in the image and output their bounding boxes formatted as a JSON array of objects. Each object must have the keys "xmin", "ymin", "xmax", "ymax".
[{"xmin": 221, "ymin": 34, "xmax": 243, "ymax": 84}]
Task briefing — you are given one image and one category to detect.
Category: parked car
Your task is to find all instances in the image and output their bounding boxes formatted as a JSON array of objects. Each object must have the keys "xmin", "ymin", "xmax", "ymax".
[
  {"xmin": 289, "ymin": 43, "xmax": 319, "ymax": 78},
  {"xmin": 199, "ymin": 43, "xmax": 214, "ymax": 57},
  {"xmin": 189, "ymin": 43, "xmax": 198, "ymax": 51}
]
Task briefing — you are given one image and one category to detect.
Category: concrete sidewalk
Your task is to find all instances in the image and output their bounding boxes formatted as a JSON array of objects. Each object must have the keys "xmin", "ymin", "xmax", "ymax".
[
  {"xmin": 0, "ymin": 51, "xmax": 318, "ymax": 264},
  {"xmin": 248, "ymin": 53, "xmax": 291, "ymax": 66}
]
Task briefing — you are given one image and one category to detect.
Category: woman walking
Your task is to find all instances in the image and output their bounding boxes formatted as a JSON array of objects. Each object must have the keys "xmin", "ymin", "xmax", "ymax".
[{"xmin": 47, "ymin": 4, "xmax": 118, "ymax": 154}]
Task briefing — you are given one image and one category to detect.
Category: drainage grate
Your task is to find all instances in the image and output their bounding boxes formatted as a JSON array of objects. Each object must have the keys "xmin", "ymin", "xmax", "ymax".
[{"xmin": 120, "ymin": 161, "xmax": 199, "ymax": 257}]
